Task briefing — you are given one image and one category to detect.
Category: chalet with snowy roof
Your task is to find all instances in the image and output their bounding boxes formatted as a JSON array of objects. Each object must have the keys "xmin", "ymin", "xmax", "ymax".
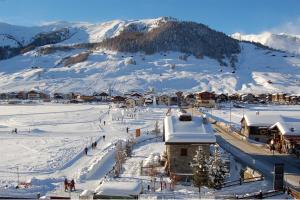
[
  {"xmin": 53, "ymin": 93, "xmax": 64, "ymax": 99},
  {"xmin": 184, "ymin": 93, "xmax": 196, "ymax": 106},
  {"xmin": 163, "ymin": 110, "xmax": 216, "ymax": 179},
  {"xmin": 228, "ymin": 93, "xmax": 240, "ymax": 101},
  {"xmin": 17, "ymin": 91, "xmax": 27, "ymax": 100},
  {"xmin": 27, "ymin": 90, "xmax": 40, "ymax": 100},
  {"xmin": 112, "ymin": 96, "xmax": 126, "ymax": 104},
  {"xmin": 285, "ymin": 94, "xmax": 299, "ymax": 104},
  {"xmin": 144, "ymin": 95, "xmax": 154, "ymax": 105},
  {"xmin": 272, "ymin": 93, "xmax": 287, "ymax": 104},
  {"xmin": 269, "ymin": 119, "xmax": 300, "ymax": 153},
  {"xmin": 169, "ymin": 95, "xmax": 178, "ymax": 105},
  {"xmin": 216, "ymin": 93, "xmax": 228, "ymax": 102},
  {"xmin": 241, "ymin": 112, "xmax": 300, "ymax": 150},
  {"xmin": 241, "ymin": 112, "xmax": 282, "ymax": 142},
  {"xmin": 93, "ymin": 92, "xmax": 109, "ymax": 101},
  {"xmin": 195, "ymin": 91, "xmax": 215, "ymax": 108},
  {"xmin": 77, "ymin": 95, "xmax": 96, "ymax": 102},
  {"xmin": 240, "ymin": 93, "xmax": 255, "ymax": 103},
  {"xmin": 125, "ymin": 96, "xmax": 144, "ymax": 108},
  {"xmin": 158, "ymin": 94, "xmax": 171, "ymax": 105},
  {"xmin": 8, "ymin": 92, "xmax": 18, "ymax": 99},
  {"xmin": 0, "ymin": 93, "xmax": 8, "ymax": 100}
]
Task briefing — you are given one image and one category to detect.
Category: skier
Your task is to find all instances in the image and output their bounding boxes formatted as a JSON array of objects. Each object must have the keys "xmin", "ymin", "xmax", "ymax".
[
  {"xmin": 103, "ymin": 121, "xmax": 106, "ymax": 126},
  {"xmin": 94, "ymin": 141, "xmax": 97, "ymax": 148},
  {"xmin": 103, "ymin": 135, "xmax": 106, "ymax": 141},
  {"xmin": 70, "ymin": 179, "xmax": 75, "ymax": 191},
  {"xmin": 126, "ymin": 127, "xmax": 129, "ymax": 133},
  {"xmin": 84, "ymin": 147, "xmax": 88, "ymax": 155}
]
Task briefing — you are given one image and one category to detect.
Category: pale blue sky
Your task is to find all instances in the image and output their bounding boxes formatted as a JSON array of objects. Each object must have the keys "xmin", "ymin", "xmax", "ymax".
[{"xmin": 0, "ymin": 0, "xmax": 299, "ymax": 34}]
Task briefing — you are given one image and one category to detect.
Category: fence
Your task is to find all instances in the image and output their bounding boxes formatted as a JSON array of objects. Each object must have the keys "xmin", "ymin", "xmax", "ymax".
[{"xmin": 218, "ymin": 175, "xmax": 264, "ymax": 189}]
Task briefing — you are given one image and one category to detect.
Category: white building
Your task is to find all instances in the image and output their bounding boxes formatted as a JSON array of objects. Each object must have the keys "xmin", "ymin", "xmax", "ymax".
[{"xmin": 163, "ymin": 110, "xmax": 216, "ymax": 178}]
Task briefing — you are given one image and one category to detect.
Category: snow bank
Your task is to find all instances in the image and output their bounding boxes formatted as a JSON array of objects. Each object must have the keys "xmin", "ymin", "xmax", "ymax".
[{"xmin": 95, "ymin": 179, "xmax": 142, "ymax": 197}]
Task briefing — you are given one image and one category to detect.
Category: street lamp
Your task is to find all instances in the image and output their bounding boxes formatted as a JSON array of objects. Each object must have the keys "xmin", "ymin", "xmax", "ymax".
[{"xmin": 270, "ymin": 139, "xmax": 275, "ymax": 155}]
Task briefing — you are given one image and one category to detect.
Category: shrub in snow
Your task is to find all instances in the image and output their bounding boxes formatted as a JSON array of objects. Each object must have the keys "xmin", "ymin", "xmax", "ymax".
[
  {"xmin": 179, "ymin": 54, "xmax": 189, "ymax": 61},
  {"xmin": 170, "ymin": 64, "xmax": 176, "ymax": 70},
  {"xmin": 124, "ymin": 57, "xmax": 136, "ymax": 65},
  {"xmin": 142, "ymin": 153, "xmax": 161, "ymax": 167},
  {"xmin": 64, "ymin": 52, "xmax": 89, "ymax": 66}
]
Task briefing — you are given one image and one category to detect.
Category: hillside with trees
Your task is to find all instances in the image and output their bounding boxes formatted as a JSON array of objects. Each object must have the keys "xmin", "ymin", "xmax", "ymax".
[{"xmin": 100, "ymin": 20, "xmax": 241, "ymax": 66}]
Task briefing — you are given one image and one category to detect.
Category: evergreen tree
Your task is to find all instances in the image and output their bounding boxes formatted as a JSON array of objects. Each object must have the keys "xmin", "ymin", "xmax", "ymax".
[
  {"xmin": 191, "ymin": 146, "xmax": 210, "ymax": 193},
  {"xmin": 209, "ymin": 147, "xmax": 227, "ymax": 189}
]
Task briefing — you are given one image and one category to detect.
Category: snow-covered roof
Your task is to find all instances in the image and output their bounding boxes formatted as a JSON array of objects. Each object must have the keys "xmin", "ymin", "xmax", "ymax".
[
  {"xmin": 242, "ymin": 113, "xmax": 283, "ymax": 127},
  {"xmin": 269, "ymin": 118, "xmax": 300, "ymax": 136},
  {"xmin": 164, "ymin": 114, "xmax": 216, "ymax": 144},
  {"xmin": 243, "ymin": 113, "xmax": 300, "ymax": 136},
  {"xmin": 95, "ymin": 180, "xmax": 142, "ymax": 197}
]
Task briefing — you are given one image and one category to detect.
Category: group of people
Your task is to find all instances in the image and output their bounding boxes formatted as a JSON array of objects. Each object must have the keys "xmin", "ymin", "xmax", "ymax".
[
  {"xmin": 84, "ymin": 136, "xmax": 106, "ymax": 155},
  {"xmin": 64, "ymin": 178, "xmax": 75, "ymax": 192},
  {"xmin": 11, "ymin": 128, "xmax": 18, "ymax": 134},
  {"xmin": 91, "ymin": 141, "xmax": 97, "ymax": 149}
]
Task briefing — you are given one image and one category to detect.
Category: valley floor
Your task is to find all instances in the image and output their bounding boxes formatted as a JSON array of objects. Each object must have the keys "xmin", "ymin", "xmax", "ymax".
[{"xmin": 0, "ymin": 103, "xmax": 294, "ymax": 199}]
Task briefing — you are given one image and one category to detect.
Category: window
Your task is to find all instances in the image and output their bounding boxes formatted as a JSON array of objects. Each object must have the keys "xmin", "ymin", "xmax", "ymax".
[{"xmin": 180, "ymin": 148, "xmax": 188, "ymax": 156}]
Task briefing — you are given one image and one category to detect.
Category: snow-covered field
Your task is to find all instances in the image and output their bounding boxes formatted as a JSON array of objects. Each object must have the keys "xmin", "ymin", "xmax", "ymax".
[
  {"xmin": 0, "ymin": 103, "xmax": 166, "ymax": 197},
  {"xmin": 0, "ymin": 103, "xmax": 293, "ymax": 199}
]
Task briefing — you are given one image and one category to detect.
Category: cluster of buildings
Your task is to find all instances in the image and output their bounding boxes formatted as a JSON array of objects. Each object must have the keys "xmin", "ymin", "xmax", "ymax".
[
  {"xmin": 1, "ymin": 89, "xmax": 299, "ymax": 107},
  {"xmin": 0, "ymin": 91, "xmax": 50, "ymax": 101},
  {"xmin": 241, "ymin": 112, "xmax": 300, "ymax": 154}
]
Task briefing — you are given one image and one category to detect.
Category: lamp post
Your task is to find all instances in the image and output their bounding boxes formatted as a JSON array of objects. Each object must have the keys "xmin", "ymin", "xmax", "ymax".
[{"xmin": 270, "ymin": 139, "xmax": 275, "ymax": 155}]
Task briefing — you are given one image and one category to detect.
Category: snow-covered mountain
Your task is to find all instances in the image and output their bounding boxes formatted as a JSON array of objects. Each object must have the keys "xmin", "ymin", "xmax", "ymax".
[
  {"xmin": 0, "ymin": 17, "xmax": 300, "ymax": 95},
  {"xmin": 0, "ymin": 18, "xmax": 167, "ymax": 48},
  {"xmin": 232, "ymin": 32, "xmax": 300, "ymax": 55}
]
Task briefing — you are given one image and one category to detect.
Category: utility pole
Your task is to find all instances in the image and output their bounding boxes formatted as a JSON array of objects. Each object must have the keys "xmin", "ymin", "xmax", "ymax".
[
  {"xmin": 17, "ymin": 166, "xmax": 20, "ymax": 187},
  {"xmin": 229, "ymin": 101, "xmax": 232, "ymax": 132}
]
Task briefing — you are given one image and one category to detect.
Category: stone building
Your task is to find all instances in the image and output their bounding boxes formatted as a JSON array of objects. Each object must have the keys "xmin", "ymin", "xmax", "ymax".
[{"xmin": 163, "ymin": 111, "xmax": 216, "ymax": 180}]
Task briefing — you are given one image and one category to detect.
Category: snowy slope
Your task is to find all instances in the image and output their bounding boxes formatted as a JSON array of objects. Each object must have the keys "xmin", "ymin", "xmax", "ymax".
[
  {"xmin": 0, "ymin": 18, "xmax": 300, "ymax": 94},
  {"xmin": 0, "ymin": 42, "xmax": 299, "ymax": 94},
  {"xmin": 0, "ymin": 18, "xmax": 166, "ymax": 47},
  {"xmin": 232, "ymin": 32, "xmax": 300, "ymax": 55}
]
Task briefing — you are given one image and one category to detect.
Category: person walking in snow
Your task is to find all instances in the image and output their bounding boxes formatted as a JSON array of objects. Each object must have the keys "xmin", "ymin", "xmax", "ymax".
[
  {"xmin": 103, "ymin": 135, "xmax": 106, "ymax": 141},
  {"xmin": 70, "ymin": 179, "xmax": 75, "ymax": 191},
  {"xmin": 94, "ymin": 141, "xmax": 97, "ymax": 148},
  {"xmin": 84, "ymin": 147, "xmax": 88, "ymax": 155},
  {"xmin": 103, "ymin": 121, "xmax": 106, "ymax": 126},
  {"xmin": 64, "ymin": 178, "xmax": 69, "ymax": 192}
]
